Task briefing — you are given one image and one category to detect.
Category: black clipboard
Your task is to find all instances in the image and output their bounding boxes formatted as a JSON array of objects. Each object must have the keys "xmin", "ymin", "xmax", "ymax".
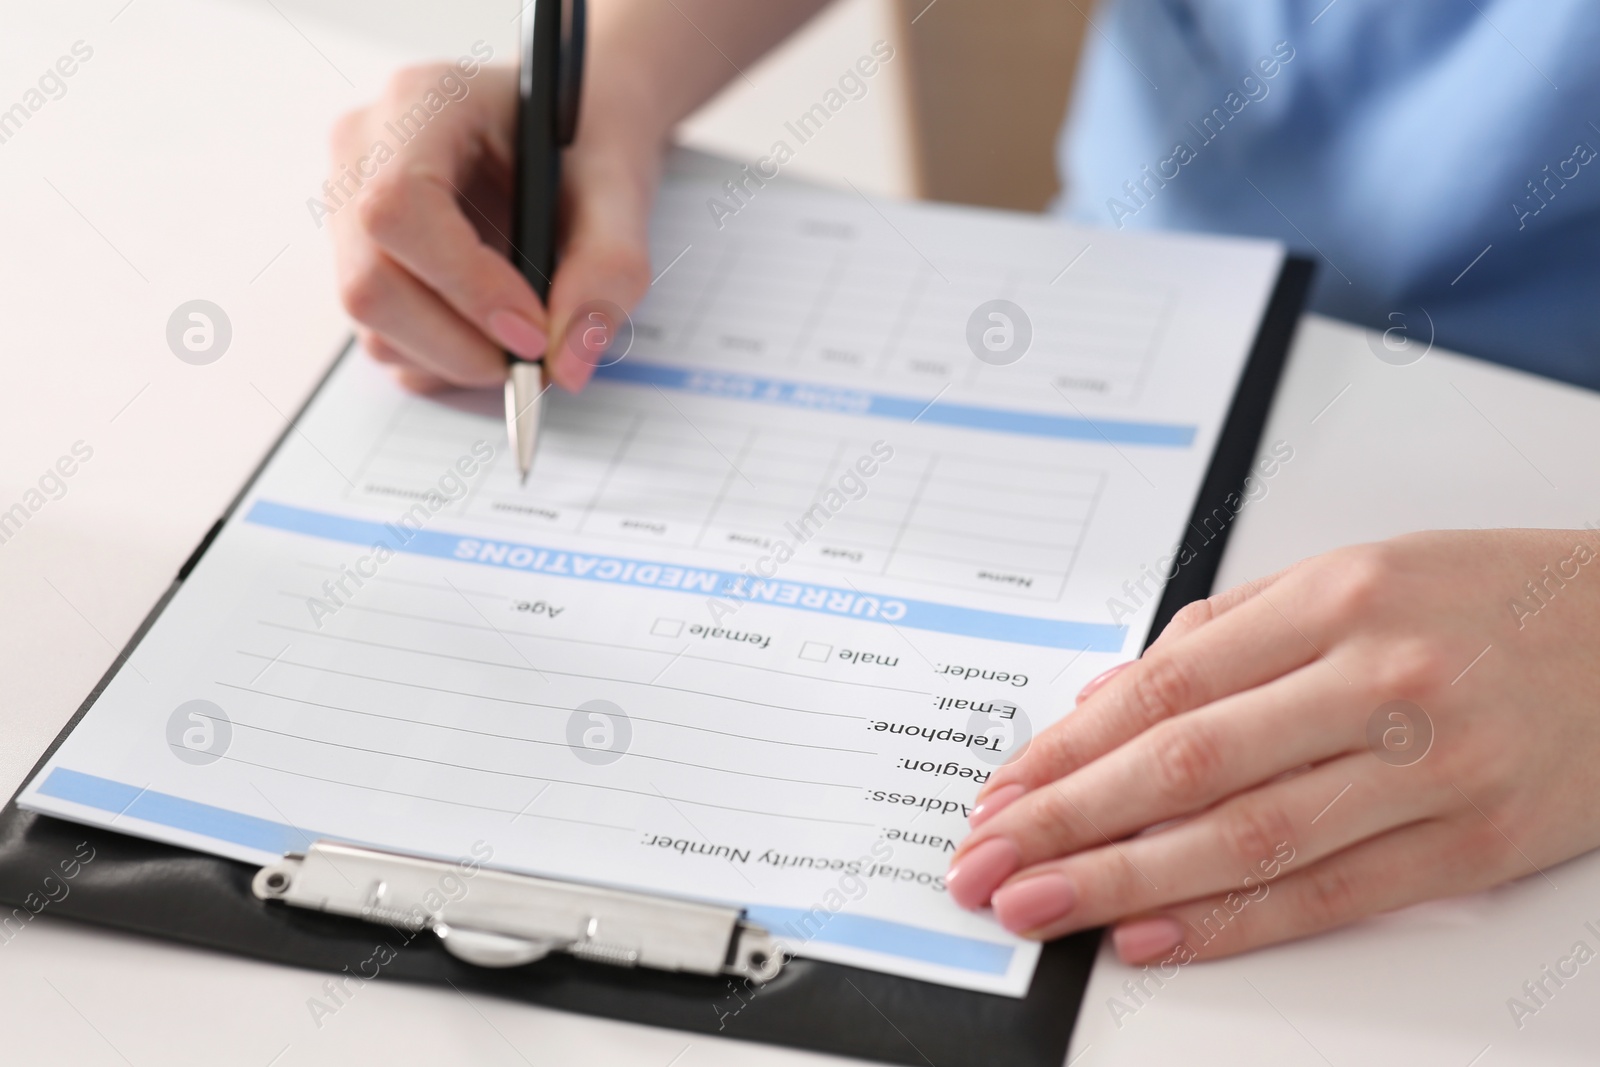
[{"xmin": 0, "ymin": 256, "xmax": 1312, "ymax": 1067}]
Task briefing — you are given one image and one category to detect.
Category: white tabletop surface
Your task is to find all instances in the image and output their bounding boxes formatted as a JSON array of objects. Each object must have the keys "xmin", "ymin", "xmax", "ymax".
[{"xmin": 3, "ymin": 2, "xmax": 1599, "ymax": 1065}]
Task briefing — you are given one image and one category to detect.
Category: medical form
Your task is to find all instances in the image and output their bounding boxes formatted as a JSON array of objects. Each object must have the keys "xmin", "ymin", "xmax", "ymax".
[{"xmin": 18, "ymin": 174, "xmax": 1285, "ymax": 996}]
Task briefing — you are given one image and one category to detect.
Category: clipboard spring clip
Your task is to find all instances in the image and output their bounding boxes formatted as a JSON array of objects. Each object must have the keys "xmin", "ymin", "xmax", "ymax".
[{"xmin": 253, "ymin": 840, "xmax": 784, "ymax": 983}]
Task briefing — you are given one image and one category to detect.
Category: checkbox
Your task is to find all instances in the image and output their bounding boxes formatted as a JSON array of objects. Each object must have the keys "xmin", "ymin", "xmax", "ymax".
[
  {"xmin": 800, "ymin": 641, "xmax": 832, "ymax": 663},
  {"xmin": 651, "ymin": 617, "xmax": 684, "ymax": 638}
]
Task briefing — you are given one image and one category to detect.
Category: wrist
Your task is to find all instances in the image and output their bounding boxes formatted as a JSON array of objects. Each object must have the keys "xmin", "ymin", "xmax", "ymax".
[
  {"xmin": 577, "ymin": 91, "xmax": 672, "ymax": 178},
  {"xmin": 582, "ymin": 19, "xmax": 680, "ymax": 156}
]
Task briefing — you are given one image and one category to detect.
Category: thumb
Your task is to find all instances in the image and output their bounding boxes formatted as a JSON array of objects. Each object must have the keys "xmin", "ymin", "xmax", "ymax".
[{"xmin": 545, "ymin": 154, "xmax": 656, "ymax": 391}]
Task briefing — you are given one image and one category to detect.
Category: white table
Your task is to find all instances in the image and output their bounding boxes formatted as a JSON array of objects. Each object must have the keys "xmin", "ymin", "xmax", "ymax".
[{"xmin": 3, "ymin": 2, "xmax": 1598, "ymax": 1064}]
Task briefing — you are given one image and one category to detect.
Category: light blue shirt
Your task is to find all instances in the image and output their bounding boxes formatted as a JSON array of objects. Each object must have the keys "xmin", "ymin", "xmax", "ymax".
[{"xmin": 1057, "ymin": 0, "xmax": 1600, "ymax": 389}]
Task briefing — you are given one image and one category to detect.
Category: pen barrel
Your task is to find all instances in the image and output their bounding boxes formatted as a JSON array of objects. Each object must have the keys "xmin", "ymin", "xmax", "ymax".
[{"xmin": 513, "ymin": 0, "xmax": 563, "ymax": 306}]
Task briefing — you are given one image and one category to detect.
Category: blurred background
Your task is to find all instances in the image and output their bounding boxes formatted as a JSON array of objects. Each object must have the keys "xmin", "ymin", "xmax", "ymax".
[
  {"xmin": 281, "ymin": 0, "xmax": 1088, "ymax": 208},
  {"xmin": 676, "ymin": 0, "xmax": 1088, "ymax": 210}
]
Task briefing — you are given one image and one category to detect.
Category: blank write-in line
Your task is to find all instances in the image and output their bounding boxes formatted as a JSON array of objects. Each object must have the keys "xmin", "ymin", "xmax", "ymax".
[
  {"xmin": 268, "ymin": 595, "xmax": 930, "ymax": 697},
  {"xmin": 916, "ymin": 468, "xmax": 1102, "ymax": 494},
  {"xmin": 211, "ymin": 751, "xmax": 635, "ymax": 831},
  {"xmin": 216, "ymin": 685, "xmax": 863, "ymax": 790},
  {"xmin": 907, "ymin": 500, "xmax": 1089, "ymax": 531},
  {"xmin": 226, "ymin": 657, "xmax": 877, "ymax": 756},
  {"xmin": 897, "ymin": 525, "xmax": 1081, "ymax": 554},
  {"xmin": 224, "ymin": 718, "xmax": 867, "ymax": 820},
  {"xmin": 255, "ymin": 623, "xmax": 873, "ymax": 723},
  {"xmin": 217, "ymin": 729, "xmax": 872, "ymax": 828},
  {"xmin": 292, "ymin": 562, "xmax": 509, "ymax": 601}
]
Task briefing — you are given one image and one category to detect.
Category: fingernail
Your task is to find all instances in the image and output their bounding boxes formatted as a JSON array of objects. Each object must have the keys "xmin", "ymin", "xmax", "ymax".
[
  {"xmin": 969, "ymin": 784, "xmax": 1026, "ymax": 829},
  {"xmin": 1077, "ymin": 662, "xmax": 1131, "ymax": 704},
  {"xmin": 993, "ymin": 874, "xmax": 1078, "ymax": 934},
  {"xmin": 488, "ymin": 309, "xmax": 547, "ymax": 362},
  {"xmin": 1112, "ymin": 917, "xmax": 1186, "ymax": 963},
  {"xmin": 945, "ymin": 838, "xmax": 1020, "ymax": 910}
]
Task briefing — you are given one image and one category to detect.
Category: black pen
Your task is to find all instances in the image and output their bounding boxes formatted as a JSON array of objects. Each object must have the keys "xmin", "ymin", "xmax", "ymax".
[{"xmin": 507, "ymin": 0, "xmax": 586, "ymax": 485}]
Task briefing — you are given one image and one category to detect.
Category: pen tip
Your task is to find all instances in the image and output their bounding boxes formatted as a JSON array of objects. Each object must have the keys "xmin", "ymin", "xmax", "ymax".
[{"xmin": 505, "ymin": 363, "xmax": 542, "ymax": 489}]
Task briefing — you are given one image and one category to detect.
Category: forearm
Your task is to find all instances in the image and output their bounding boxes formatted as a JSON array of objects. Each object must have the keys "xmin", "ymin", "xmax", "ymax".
[{"xmin": 585, "ymin": 0, "xmax": 831, "ymax": 148}]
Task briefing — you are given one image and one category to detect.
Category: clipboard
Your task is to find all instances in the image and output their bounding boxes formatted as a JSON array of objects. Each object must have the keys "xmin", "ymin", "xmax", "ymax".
[{"xmin": 0, "ymin": 257, "xmax": 1314, "ymax": 1067}]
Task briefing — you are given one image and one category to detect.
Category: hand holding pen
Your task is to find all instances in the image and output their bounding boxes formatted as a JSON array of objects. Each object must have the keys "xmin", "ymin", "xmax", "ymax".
[{"xmin": 323, "ymin": 9, "xmax": 654, "ymax": 406}]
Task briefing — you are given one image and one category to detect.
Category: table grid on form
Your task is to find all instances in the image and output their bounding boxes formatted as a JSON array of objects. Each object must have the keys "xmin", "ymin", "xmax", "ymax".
[
  {"xmin": 341, "ymin": 394, "xmax": 1105, "ymax": 601},
  {"xmin": 635, "ymin": 218, "xmax": 1178, "ymax": 406}
]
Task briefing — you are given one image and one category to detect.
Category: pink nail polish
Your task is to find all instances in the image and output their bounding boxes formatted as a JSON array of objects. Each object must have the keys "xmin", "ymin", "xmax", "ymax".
[
  {"xmin": 969, "ymin": 784, "xmax": 1026, "ymax": 828},
  {"xmin": 1077, "ymin": 662, "xmax": 1130, "ymax": 704},
  {"xmin": 993, "ymin": 874, "xmax": 1077, "ymax": 934},
  {"xmin": 946, "ymin": 838, "xmax": 1020, "ymax": 910},
  {"xmin": 1113, "ymin": 917, "xmax": 1186, "ymax": 963},
  {"xmin": 488, "ymin": 309, "xmax": 548, "ymax": 362}
]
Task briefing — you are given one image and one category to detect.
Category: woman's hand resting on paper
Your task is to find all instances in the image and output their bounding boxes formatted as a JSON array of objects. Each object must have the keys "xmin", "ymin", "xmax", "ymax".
[{"xmin": 948, "ymin": 529, "xmax": 1600, "ymax": 964}]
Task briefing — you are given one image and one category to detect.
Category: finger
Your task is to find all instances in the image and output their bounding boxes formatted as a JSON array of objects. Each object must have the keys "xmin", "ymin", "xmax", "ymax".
[
  {"xmin": 359, "ymin": 330, "xmax": 457, "ymax": 393},
  {"xmin": 358, "ymin": 330, "xmax": 404, "ymax": 364},
  {"xmin": 1042, "ymin": 563, "xmax": 1304, "ymax": 748},
  {"xmin": 987, "ymin": 752, "xmax": 1441, "ymax": 935},
  {"xmin": 983, "ymin": 566, "xmax": 1332, "ymax": 801},
  {"xmin": 543, "ymin": 149, "xmax": 656, "ymax": 391},
  {"xmin": 545, "ymin": 242, "xmax": 653, "ymax": 391},
  {"xmin": 1107, "ymin": 816, "xmax": 1493, "ymax": 964},
  {"xmin": 961, "ymin": 664, "xmax": 1361, "ymax": 872},
  {"xmin": 356, "ymin": 167, "xmax": 551, "ymax": 364},
  {"xmin": 332, "ymin": 64, "xmax": 542, "ymax": 364},
  {"xmin": 981, "ymin": 562, "xmax": 1309, "ymax": 816},
  {"xmin": 394, "ymin": 367, "xmax": 453, "ymax": 394},
  {"xmin": 334, "ymin": 242, "xmax": 506, "ymax": 388},
  {"xmin": 1143, "ymin": 558, "xmax": 1304, "ymax": 655}
]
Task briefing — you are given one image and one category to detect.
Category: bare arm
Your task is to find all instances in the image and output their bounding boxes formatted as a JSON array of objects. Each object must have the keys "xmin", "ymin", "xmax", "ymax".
[{"xmin": 587, "ymin": 0, "xmax": 833, "ymax": 148}]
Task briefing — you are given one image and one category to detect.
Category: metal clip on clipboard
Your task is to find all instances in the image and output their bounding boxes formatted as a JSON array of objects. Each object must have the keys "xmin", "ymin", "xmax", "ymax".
[{"xmin": 253, "ymin": 840, "xmax": 785, "ymax": 983}]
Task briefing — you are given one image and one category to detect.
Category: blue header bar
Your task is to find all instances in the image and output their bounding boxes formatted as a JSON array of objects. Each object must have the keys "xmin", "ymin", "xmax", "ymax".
[
  {"xmin": 594, "ymin": 361, "xmax": 1196, "ymax": 446},
  {"xmin": 35, "ymin": 768, "xmax": 1014, "ymax": 975},
  {"xmin": 37, "ymin": 768, "xmax": 317, "ymax": 855},
  {"xmin": 244, "ymin": 501, "xmax": 1127, "ymax": 652}
]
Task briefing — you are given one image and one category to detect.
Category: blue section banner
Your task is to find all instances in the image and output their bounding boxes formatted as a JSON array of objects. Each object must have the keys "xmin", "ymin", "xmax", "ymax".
[
  {"xmin": 244, "ymin": 501, "xmax": 1127, "ymax": 652},
  {"xmin": 594, "ymin": 361, "xmax": 1197, "ymax": 446}
]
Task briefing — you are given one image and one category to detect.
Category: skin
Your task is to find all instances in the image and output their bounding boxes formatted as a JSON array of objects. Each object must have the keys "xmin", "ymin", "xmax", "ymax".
[
  {"xmin": 328, "ymin": 0, "xmax": 827, "ymax": 393},
  {"xmin": 329, "ymin": 4, "xmax": 1600, "ymax": 965},
  {"xmin": 951, "ymin": 531, "xmax": 1600, "ymax": 963}
]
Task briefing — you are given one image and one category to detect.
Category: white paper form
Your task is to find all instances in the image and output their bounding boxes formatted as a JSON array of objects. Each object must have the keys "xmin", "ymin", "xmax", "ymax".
[{"xmin": 18, "ymin": 175, "xmax": 1284, "ymax": 996}]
